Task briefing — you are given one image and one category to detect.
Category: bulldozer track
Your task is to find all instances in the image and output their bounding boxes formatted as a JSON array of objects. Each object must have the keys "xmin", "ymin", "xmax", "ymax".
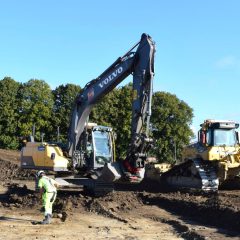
[{"xmin": 161, "ymin": 158, "xmax": 219, "ymax": 191}]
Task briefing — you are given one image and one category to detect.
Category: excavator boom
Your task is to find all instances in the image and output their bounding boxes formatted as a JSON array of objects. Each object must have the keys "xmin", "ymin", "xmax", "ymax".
[{"xmin": 68, "ymin": 33, "xmax": 155, "ymax": 181}]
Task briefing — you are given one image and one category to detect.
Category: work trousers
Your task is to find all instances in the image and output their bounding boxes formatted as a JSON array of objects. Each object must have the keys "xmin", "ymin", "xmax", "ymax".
[{"xmin": 42, "ymin": 191, "xmax": 57, "ymax": 216}]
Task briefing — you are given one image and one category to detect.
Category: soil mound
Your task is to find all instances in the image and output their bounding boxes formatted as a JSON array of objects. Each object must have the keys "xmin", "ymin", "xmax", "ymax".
[
  {"xmin": 0, "ymin": 149, "xmax": 35, "ymax": 181},
  {"xmin": 0, "ymin": 159, "xmax": 35, "ymax": 181},
  {"xmin": 0, "ymin": 183, "xmax": 38, "ymax": 208},
  {"xmin": 139, "ymin": 190, "xmax": 240, "ymax": 233}
]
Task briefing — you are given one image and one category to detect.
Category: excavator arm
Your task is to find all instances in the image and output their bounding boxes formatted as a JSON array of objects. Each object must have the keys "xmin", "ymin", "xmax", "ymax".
[
  {"xmin": 124, "ymin": 36, "xmax": 155, "ymax": 172},
  {"xmin": 67, "ymin": 33, "xmax": 155, "ymax": 181}
]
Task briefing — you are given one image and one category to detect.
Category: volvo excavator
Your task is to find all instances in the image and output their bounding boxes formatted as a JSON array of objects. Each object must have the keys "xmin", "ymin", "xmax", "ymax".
[
  {"xmin": 161, "ymin": 119, "xmax": 240, "ymax": 191},
  {"xmin": 21, "ymin": 33, "xmax": 156, "ymax": 192}
]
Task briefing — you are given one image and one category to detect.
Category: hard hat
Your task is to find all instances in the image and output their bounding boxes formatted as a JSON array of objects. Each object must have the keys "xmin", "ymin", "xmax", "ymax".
[{"xmin": 37, "ymin": 170, "xmax": 45, "ymax": 177}]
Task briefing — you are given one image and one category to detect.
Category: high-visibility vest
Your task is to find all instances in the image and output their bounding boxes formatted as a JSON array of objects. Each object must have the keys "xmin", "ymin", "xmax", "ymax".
[{"xmin": 38, "ymin": 176, "xmax": 57, "ymax": 193}]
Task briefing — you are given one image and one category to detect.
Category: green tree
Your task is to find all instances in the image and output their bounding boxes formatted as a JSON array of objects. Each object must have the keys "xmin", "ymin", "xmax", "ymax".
[
  {"xmin": 18, "ymin": 79, "xmax": 54, "ymax": 141},
  {"xmin": 90, "ymin": 89, "xmax": 118, "ymax": 127},
  {"xmin": 0, "ymin": 77, "xmax": 20, "ymax": 149},
  {"xmin": 151, "ymin": 91, "xmax": 194, "ymax": 163},
  {"xmin": 52, "ymin": 83, "xmax": 81, "ymax": 142},
  {"xmin": 112, "ymin": 85, "xmax": 132, "ymax": 158}
]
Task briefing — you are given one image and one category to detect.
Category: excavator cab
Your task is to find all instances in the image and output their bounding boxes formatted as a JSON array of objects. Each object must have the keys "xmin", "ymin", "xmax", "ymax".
[
  {"xmin": 86, "ymin": 125, "xmax": 115, "ymax": 168},
  {"xmin": 73, "ymin": 123, "xmax": 115, "ymax": 172},
  {"xmin": 92, "ymin": 127, "xmax": 114, "ymax": 166}
]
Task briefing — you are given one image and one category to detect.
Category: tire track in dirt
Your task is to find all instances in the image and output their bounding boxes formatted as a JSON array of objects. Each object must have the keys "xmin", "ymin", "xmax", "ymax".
[{"xmin": 144, "ymin": 215, "xmax": 205, "ymax": 240}]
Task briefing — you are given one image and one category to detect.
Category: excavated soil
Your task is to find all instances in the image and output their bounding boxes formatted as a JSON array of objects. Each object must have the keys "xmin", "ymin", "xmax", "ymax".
[
  {"xmin": 1, "ymin": 149, "xmax": 240, "ymax": 239},
  {"xmin": 0, "ymin": 149, "xmax": 35, "ymax": 181},
  {"xmin": 138, "ymin": 187, "xmax": 240, "ymax": 232}
]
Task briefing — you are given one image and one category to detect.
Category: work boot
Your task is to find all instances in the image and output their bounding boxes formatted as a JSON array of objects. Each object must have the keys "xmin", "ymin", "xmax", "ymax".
[{"xmin": 40, "ymin": 214, "xmax": 51, "ymax": 224}]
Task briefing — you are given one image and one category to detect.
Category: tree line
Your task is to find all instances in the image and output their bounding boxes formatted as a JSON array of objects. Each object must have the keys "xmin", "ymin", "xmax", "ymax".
[{"xmin": 0, "ymin": 77, "xmax": 194, "ymax": 163}]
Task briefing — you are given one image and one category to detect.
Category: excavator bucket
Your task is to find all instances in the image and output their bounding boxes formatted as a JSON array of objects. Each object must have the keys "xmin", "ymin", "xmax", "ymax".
[
  {"xmin": 100, "ymin": 162, "xmax": 146, "ymax": 183},
  {"xmin": 99, "ymin": 162, "xmax": 123, "ymax": 182}
]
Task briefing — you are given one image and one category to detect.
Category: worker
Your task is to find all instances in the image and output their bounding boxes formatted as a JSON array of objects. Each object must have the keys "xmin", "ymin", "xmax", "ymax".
[{"xmin": 37, "ymin": 170, "xmax": 59, "ymax": 224}]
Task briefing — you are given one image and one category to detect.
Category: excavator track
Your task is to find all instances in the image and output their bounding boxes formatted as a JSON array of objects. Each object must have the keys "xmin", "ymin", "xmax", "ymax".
[{"xmin": 161, "ymin": 158, "xmax": 219, "ymax": 191}]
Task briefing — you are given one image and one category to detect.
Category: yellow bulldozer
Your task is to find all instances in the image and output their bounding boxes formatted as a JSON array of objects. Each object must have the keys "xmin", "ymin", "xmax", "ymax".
[{"xmin": 160, "ymin": 119, "xmax": 240, "ymax": 191}]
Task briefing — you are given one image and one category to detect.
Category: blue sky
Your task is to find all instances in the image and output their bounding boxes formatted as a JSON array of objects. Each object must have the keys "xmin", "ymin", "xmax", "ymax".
[{"xmin": 0, "ymin": 0, "xmax": 240, "ymax": 136}]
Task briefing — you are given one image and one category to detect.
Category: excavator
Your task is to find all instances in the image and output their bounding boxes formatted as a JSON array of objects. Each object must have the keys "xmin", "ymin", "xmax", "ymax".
[
  {"xmin": 161, "ymin": 119, "xmax": 240, "ymax": 191},
  {"xmin": 21, "ymin": 33, "xmax": 156, "ymax": 192}
]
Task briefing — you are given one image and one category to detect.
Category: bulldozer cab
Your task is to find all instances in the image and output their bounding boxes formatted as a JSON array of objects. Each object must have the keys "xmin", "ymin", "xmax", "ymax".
[{"xmin": 198, "ymin": 120, "xmax": 239, "ymax": 147}]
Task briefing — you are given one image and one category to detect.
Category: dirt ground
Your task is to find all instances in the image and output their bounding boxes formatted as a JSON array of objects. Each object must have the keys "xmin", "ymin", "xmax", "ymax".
[{"xmin": 1, "ymin": 149, "xmax": 240, "ymax": 240}]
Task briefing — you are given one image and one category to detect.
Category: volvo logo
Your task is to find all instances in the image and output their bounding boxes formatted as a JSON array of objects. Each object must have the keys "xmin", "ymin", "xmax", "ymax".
[{"xmin": 98, "ymin": 67, "xmax": 123, "ymax": 88}]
